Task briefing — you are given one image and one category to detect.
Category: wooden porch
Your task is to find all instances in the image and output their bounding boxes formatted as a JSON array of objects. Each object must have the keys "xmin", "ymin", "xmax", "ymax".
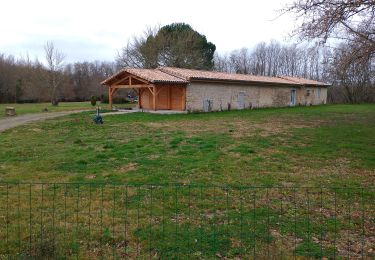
[{"xmin": 108, "ymin": 73, "xmax": 186, "ymax": 111}]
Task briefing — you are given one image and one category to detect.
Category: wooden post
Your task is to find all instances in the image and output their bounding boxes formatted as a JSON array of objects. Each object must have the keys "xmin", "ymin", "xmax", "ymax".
[
  {"xmin": 138, "ymin": 89, "xmax": 142, "ymax": 109},
  {"xmin": 182, "ymin": 86, "xmax": 186, "ymax": 111},
  {"xmin": 109, "ymin": 86, "xmax": 113, "ymax": 110},
  {"xmin": 153, "ymin": 85, "xmax": 156, "ymax": 111}
]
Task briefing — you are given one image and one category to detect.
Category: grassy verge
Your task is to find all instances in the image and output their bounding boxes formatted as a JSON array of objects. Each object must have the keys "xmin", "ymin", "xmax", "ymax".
[
  {"xmin": 0, "ymin": 102, "xmax": 136, "ymax": 119},
  {"xmin": 0, "ymin": 102, "xmax": 94, "ymax": 118}
]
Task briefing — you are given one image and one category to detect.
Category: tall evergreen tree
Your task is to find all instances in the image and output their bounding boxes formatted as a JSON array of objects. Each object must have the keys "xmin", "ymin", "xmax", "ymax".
[{"xmin": 117, "ymin": 23, "xmax": 216, "ymax": 70}]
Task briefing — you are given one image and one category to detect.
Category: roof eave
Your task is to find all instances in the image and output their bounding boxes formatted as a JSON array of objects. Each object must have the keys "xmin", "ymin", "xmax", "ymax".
[
  {"xmin": 153, "ymin": 81, "xmax": 188, "ymax": 84},
  {"xmin": 303, "ymin": 83, "xmax": 331, "ymax": 87},
  {"xmin": 190, "ymin": 78, "xmax": 301, "ymax": 86}
]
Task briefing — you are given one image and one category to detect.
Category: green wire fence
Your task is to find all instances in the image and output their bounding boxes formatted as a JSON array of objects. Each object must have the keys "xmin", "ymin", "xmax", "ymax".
[{"xmin": 0, "ymin": 183, "xmax": 374, "ymax": 259}]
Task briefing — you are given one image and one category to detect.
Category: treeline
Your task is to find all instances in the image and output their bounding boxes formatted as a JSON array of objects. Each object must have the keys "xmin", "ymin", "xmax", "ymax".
[
  {"xmin": 214, "ymin": 41, "xmax": 375, "ymax": 103},
  {"xmin": 1, "ymin": 39, "xmax": 374, "ymax": 104},
  {"xmin": 214, "ymin": 41, "xmax": 328, "ymax": 79},
  {"xmin": 0, "ymin": 54, "xmax": 117, "ymax": 103}
]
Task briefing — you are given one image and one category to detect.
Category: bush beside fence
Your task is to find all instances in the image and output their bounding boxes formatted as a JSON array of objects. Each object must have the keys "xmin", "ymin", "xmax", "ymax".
[{"xmin": 0, "ymin": 183, "xmax": 374, "ymax": 259}]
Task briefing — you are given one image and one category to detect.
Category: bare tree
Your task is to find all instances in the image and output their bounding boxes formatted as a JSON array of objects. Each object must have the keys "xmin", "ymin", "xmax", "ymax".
[
  {"xmin": 0, "ymin": 51, "xmax": 116, "ymax": 104},
  {"xmin": 116, "ymin": 27, "xmax": 158, "ymax": 69},
  {"xmin": 229, "ymin": 48, "xmax": 252, "ymax": 74},
  {"xmin": 329, "ymin": 43, "xmax": 375, "ymax": 103},
  {"xmin": 213, "ymin": 39, "xmax": 340, "ymax": 93},
  {"xmin": 214, "ymin": 53, "xmax": 233, "ymax": 72},
  {"xmin": 283, "ymin": 0, "xmax": 375, "ymax": 64},
  {"xmin": 44, "ymin": 41, "xmax": 66, "ymax": 105}
]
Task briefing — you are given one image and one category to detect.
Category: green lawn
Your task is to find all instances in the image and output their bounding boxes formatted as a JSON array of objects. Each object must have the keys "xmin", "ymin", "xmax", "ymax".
[
  {"xmin": 0, "ymin": 104, "xmax": 374, "ymax": 258},
  {"xmin": 0, "ymin": 104, "xmax": 374, "ymax": 186}
]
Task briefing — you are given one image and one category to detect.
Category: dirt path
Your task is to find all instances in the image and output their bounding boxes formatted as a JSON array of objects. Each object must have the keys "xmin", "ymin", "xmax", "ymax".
[{"xmin": 0, "ymin": 110, "xmax": 87, "ymax": 132}]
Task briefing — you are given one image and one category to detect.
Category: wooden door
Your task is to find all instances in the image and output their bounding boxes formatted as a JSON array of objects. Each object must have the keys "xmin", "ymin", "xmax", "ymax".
[
  {"xmin": 156, "ymin": 86, "xmax": 169, "ymax": 110},
  {"xmin": 170, "ymin": 86, "xmax": 185, "ymax": 110}
]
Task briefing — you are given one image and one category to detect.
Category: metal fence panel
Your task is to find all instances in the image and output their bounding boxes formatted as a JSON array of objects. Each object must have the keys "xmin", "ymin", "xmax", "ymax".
[{"xmin": 0, "ymin": 183, "xmax": 373, "ymax": 259}]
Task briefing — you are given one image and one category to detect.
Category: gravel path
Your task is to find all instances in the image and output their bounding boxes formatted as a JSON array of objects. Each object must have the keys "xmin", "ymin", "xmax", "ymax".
[{"xmin": 0, "ymin": 110, "xmax": 87, "ymax": 132}]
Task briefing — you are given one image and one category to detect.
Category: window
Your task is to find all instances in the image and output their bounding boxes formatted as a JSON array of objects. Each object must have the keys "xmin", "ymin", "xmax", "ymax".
[{"xmin": 306, "ymin": 89, "xmax": 311, "ymax": 96}]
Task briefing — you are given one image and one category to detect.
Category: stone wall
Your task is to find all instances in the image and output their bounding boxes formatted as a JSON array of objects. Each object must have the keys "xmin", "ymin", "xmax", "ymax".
[
  {"xmin": 185, "ymin": 82, "xmax": 327, "ymax": 112},
  {"xmin": 296, "ymin": 87, "xmax": 327, "ymax": 106}
]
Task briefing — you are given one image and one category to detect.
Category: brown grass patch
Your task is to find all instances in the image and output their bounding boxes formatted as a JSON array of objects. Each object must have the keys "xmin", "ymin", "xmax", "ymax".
[
  {"xmin": 143, "ymin": 116, "xmax": 331, "ymax": 140},
  {"xmin": 117, "ymin": 162, "xmax": 138, "ymax": 173}
]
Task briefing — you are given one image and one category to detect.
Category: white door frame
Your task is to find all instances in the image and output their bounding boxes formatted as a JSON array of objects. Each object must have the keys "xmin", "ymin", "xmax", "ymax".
[{"xmin": 290, "ymin": 89, "xmax": 296, "ymax": 106}]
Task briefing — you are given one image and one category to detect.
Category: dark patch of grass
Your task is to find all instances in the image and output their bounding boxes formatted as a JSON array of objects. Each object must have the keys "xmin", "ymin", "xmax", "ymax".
[
  {"xmin": 295, "ymin": 242, "xmax": 335, "ymax": 258},
  {"xmin": 230, "ymin": 144, "xmax": 256, "ymax": 155}
]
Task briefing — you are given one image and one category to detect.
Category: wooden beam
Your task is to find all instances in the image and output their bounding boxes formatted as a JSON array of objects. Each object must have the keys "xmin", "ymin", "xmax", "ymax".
[
  {"xmin": 110, "ymin": 72, "xmax": 150, "ymax": 86},
  {"xmin": 153, "ymin": 85, "xmax": 156, "ymax": 110},
  {"xmin": 155, "ymin": 87, "xmax": 163, "ymax": 96},
  {"xmin": 147, "ymin": 86, "xmax": 155, "ymax": 95},
  {"xmin": 108, "ymin": 86, "xmax": 113, "ymax": 110},
  {"xmin": 111, "ymin": 88, "xmax": 118, "ymax": 95},
  {"xmin": 112, "ymin": 76, "xmax": 129, "ymax": 86},
  {"xmin": 113, "ymin": 84, "xmax": 150, "ymax": 89},
  {"xmin": 108, "ymin": 86, "xmax": 120, "ymax": 110},
  {"xmin": 182, "ymin": 86, "xmax": 186, "ymax": 110}
]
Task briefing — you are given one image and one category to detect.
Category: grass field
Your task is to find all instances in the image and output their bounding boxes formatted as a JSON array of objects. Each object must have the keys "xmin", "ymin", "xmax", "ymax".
[
  {"xmin": 0, "ymin": 104, "xmax": 374, "ymax": 186},
  {"xmin": 0, "ymin": 104, "xmax": 374, "ymax": 258}
]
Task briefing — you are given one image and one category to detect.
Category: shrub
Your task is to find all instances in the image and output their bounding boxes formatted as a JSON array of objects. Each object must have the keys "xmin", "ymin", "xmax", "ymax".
[{"xmin": 90, "ymin": 95, "xmax": 97, "ymax": 106}]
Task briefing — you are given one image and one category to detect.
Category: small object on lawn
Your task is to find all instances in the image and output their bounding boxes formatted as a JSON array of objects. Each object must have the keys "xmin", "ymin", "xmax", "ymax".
[
  {"xmin": 42, "ymin": 107, "xmax": 48, "ymax": 112},
  {"xmin": 5, "ymin": 107, "xmax": 16, "ymax": 116},
  {"xmin": 92, "ymin": 106, "xmax": 103, "ymax": 124}
]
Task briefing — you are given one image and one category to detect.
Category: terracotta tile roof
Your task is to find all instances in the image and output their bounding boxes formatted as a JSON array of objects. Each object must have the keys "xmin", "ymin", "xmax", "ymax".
[
  {"xmin": 278, "ymin": 76, "xmax": 330, "ymax": 86},
  {"xmin": 159, "ymin": 67, "xmax": 300, "ymax": 85},
  {"xmin": 101, "ymin": 68, "xmax": 188, "ymax": 85},
  {"xmin": 102, "ymin": 67, "xmax": 330, "ymax": 87}
]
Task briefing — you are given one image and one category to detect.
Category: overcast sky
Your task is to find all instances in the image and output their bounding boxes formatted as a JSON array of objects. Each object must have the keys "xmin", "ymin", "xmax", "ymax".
[{"xmin": 0, "ymin": 0, "xmax": 297, "ymax": 63}]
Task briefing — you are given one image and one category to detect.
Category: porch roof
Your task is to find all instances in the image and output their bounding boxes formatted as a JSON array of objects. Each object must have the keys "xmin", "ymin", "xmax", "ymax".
[{"xmin": 101, "ymin": 68, "xmax": 188, "ymax": 86}]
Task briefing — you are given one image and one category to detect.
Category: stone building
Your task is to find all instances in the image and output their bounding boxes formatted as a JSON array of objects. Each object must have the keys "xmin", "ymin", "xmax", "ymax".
[{"xmin": 101, "ymin": 67, "xmax": 329, "ymax": 112}]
